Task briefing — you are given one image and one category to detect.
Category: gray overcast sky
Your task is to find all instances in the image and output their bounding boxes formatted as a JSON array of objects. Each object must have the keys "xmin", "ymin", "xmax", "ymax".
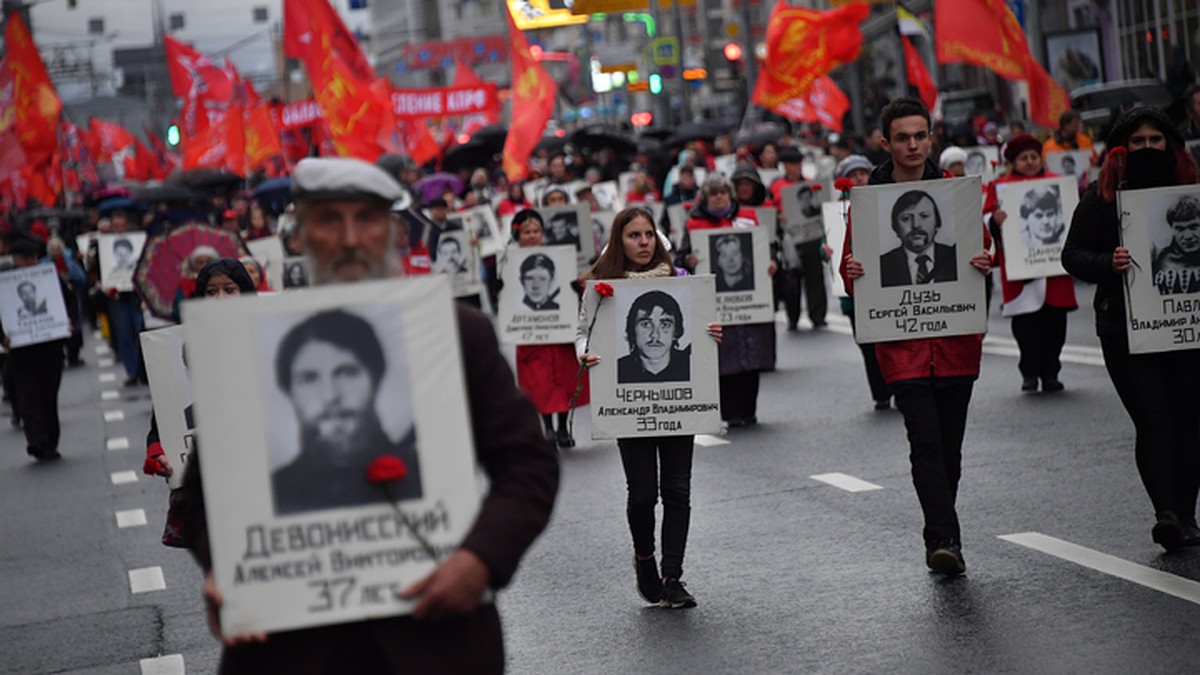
[{"xmin": 29, "ymin": 0, "xmax": 369, "ymax": 94}]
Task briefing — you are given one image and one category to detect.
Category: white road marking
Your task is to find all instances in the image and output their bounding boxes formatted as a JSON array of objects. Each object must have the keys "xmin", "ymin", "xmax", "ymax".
[
  {"xmin": 106, "ymin": 437, "xmax": 129, "ymax": 451},
  {"xmin": 810, "ymin": 472, "xmax": 884, "ymax": 492},
  {"xmin": 92, "ymin": 330, "xmax": 102, "ymax": 340},
  {"xmin": 98, "ymin": 357, "xmax": 115, "ymax": 368},
  {"xmin": 103, "ymin": 409, "xmax": 125, "ymax": 422},
  {"xmin": 128, "ymin": 566, "xmax": 166, "ymax": 594},
  {"xmin": 101, "ymin": 390, "xmax": 120, "ymax": 401},
  {"xmin": 110, "ymin": 470, "xmax": 138, "ymax": 485},
  {"xmin": 94, "ymin": 344, "xmax": 111, "ymax": 355},
  {"xmin": 695, "ymin": 434, "xmax": 730, "ymax": 447},
  {"xmin": 798, "ymin": 315, "xmax": 1106, "ymax": 367},
  {"xmin": 98, "ymin": 373, "xmax": 117, "ymax": 383},
  {"xmin": 1000, "ymin": 532, "xmax": 1200, "ymax": 605},
  {"xmin": 140, "ymin": 654, "xmax": 185, "ymax": 675},
  {"xmin": 116, "ymin": 509, "xmax": 147, "ymax": 528}
]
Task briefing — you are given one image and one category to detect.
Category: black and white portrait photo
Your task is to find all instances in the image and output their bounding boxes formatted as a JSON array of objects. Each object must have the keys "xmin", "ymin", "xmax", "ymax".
[
  {"xmin": 879, "ymin": 189, "xmax": 957, "ymax": 287},
  {"xmin": 1045, "ymin": 150, "xmax": 1092, "ymax": 181},
  {"xmin": 1151, "ymin": 194, "xmax": 1200, "ymax": 296},
  {"xmin": 111, "ymin": 237, "xmax": 137, "ymax": 273},
  {"xmin": 616, "ymin": 290, "xmax": 692, "ymax": 384},
  {"xmin": 267, "ymin": 309, "xmax": 422, "ymax": 516},
  {"xmin": 517, "ymin": 253, "xmax": 560, "ymax": 311},
  {"xmin": 1018, "ymin": 185, "xmax": 1066, "ymax": 247},
  {"xmin": 434, "ymin": 235, "xmax": 470, "ymax": 275},
  {"xmin": 98, "ymin": 232, "xmax": 146, "ymax": 292},
  {"xmin": 961, "ymin": 146, "xmax": 999, "ymax": 184},
  {"xmin": 282, "ymin": 258, "xmax": 309, "ymax": 289},
  {"xmin": 780, "ymin": 183, "xmax": 825, "ymax": 244},
  {"xmin": 544, "ymin": 209, "xmax": 580, "ymax": 249},
  {"xmin": 710, "ymin": 232, "xmax": 755, "ymax": 292},
  {"xmin": 15, "ymin": 280, "xmax": 47, "ymax": 319},
  {"xmin": 965, "ymin": 151, "xmax": 988, "ymax": 177},
  {"xmin": 0, "ymin": 264, "xmax": 71, "ymax": 348}
]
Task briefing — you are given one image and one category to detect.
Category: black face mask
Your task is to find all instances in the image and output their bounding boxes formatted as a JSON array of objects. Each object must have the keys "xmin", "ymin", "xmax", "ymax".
[{"xmin": 1124, "ymin": 148, "xmax": 1177, "ymax": 190}]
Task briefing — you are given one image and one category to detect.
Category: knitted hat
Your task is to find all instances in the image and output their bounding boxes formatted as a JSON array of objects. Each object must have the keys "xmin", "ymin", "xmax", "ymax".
[
  {"xmin": 939, "ymin": 146, "xmax": 967, "ymax": 169},
  {"xmin": 1003, "ymin": 134, "xmax": 1042, "ymax": 163},
  {"xmin": 835, "ymin": 155, "xmax": 873, "ymax": 179}
]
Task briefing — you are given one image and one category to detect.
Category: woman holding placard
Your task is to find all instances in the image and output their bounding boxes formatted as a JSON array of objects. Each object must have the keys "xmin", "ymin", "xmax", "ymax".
[
  {"xmin": 509, "ymin": 209, "xmax": 588, "ymax": 449},
  {"xmin": 679, "ymin": 170, "xmax": 776, "ymax": 427},
  {"xmin": 984, "ymin": 134, "xmax": 1078, "ymax": 393},
  {"xmin": 1063, "ymin": 106, "xmax": 1200, "ymax": 551},
  {"xmin": 578, "ymin": 206, "xmax": 722, "ymax": 609}
]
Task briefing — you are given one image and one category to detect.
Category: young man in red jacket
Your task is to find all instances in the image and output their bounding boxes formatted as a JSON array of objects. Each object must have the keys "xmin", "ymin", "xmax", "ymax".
[{"xmin": 841, "ymin": 97, "xmax": 992, "ymax": 576}]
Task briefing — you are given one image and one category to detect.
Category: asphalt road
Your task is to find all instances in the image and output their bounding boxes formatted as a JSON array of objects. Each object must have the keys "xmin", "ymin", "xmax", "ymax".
[{"xmin": 4, "ymin": 280, "xmax": 1200, "ymax": 674}]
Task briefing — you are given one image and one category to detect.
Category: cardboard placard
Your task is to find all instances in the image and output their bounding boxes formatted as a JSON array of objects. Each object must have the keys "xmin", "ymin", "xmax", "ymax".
[
  {"xmin": 0, "ymin": 264, "xmax": 70, "ymax": 348},
  {"xmin": 498, "ymin": 245, "xmax": 579, "ymax": 345},
  {"xmin": 996, "ymin": 176, "xmax": 1078, "ymax": 280},
  {"xmin": 98, "ymin": 232, "xmax": 147, "ymax": 293},
  {"xmin": 690, "ymin": 227, "xmax": 773, "ymax": 325}
]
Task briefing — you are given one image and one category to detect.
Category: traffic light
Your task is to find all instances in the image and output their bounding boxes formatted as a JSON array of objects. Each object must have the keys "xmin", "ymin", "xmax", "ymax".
[
  {"xmin": 648, "ymin": 73, "xmax": 663, "ymax": 95},
  {"xmin": 630, "ymin": 111, "xmax": 653, "ymax": 127},
  {"xmin": 723, "ymin": 42, "xmax": 743, "ymax": 62},
  {"xmin": 166, "ymin": 125, "xmax": 181, "ymax": 146}
]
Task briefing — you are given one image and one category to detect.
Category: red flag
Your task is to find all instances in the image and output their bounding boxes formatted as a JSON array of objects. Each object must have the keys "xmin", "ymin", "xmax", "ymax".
[
  {"xmin": 767, "ymin": 76, "xmax": 850, "ymax": 132},
  {"xmin": 144, "ymin": 127, "xmax": 180, "ymax": 174},
  {"xmin": 452, "ymin": 60, "xmax": 500, "ymax": 134},
  {"xmin": 502, "ymin": 7, "xmax": 557, "ymax": 181},
  {"xmin": 131, "ymin": 138, "xmax": 165, "ymax": 181},
  {"xmin": 183, "ymin": 106, "xmax": 244, "ymax": 172},
  {"xmin": 284, "ymin": 0, "xmax": 374, "ymax": 82},
  {"xmin": 164, "ymin": 36, "xmax": 233, "ymax": 101},
  {"xmin": 0, "ymin": 131, "xmax": 26, "ymax": 178},
  {"xmin": 225, "ymin": 58, "xmax": 262, "ymax": 108},
  {"xmin": 88, "ymin": 118, "xmax": 136, "ymax": 162},
  {"xmin": 244, "ymin": 104, "xmax": 283, "ymax": 171},
  {"xmin": 902, "ymin": 36, "xmax": 938, "ymax": 110},
  {"xmin": 5, "ymin": 15, "xmax": 62, "ymax": 167},
  {"xmin": 751, "ymin": 1, "xmax": 868, "ymax": 112},
  {"xmin": 935, "ymin": 0, "xmax": 1068, "ymax": 127}
]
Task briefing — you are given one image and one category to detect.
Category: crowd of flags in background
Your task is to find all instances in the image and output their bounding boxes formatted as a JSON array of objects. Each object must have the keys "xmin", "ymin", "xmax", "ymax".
[{"xmin": 0, "ymin": 0, "xmax": 1069, "ymax": 213}]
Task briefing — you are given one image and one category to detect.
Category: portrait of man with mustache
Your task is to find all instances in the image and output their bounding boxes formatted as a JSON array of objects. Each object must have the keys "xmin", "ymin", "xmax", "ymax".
[
  {"xmin": 616, "ymin": 290, "xmax": 691, "ymax": 384},
  {"xmin": 879, "ymin": 189, "xmax": 958, "ymax": 288}
]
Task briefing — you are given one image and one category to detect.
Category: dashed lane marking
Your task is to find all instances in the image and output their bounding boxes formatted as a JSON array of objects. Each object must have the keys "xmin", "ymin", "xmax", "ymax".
[
  {"xmin": 695, "ymin": 434, "xmax": 730, "ymax": 447},
  {"xmin": 103, "ymin": 409, "xmax": 125, "ymax": 422},
  {"xmin": 999, "ymin": 532, "xmax": 1200, "ymax": 606},
  {"xmin": 140, "ymin": 654, "xmax": 185, "ymax": 675},
  {"xmin": 98, "ymin": 373, "xmax": 117, "ymax": 383},
  {"xmin": 106, "ymin": 437, "xmax": 129, "ymax": 451},
  {"xmin": 101, "ymin": 390, "xmax": 120, "ymax": 401},
  {"xmin": 94, "ymin": 344, "xmax": 111, "ymax": 355},
  {"xmin": 116, "ymin": 509, "xmax": 147, "ymax": 528},
  {"xmin": 810, "ymin": 472, "xmax": 884, "ymax": 492},
  {"xmin": 128, "ymin": 566, "xmax": 166, "ymax": 594},
  {"xmin": 98, "ymin": 357, "xmax": 115, "ymax": 368},
  {"xmin": 110, "ymin": 470, "xmax": 138, "ymax": 485},
  {"xmin": 796, "ymin": 315, "xmax": 1106, "ymax": 367}
]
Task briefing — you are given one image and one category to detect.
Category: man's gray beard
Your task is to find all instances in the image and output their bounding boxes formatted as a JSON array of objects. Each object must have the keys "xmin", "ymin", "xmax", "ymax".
[{"xmin": 309, "ymin": 251, "xmax": 402, "ymax": 286}]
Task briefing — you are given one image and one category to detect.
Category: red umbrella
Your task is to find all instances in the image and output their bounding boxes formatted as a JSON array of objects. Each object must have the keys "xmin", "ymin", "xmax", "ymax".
[{"xmin": 134, "ymin": 221, "xmax": 248, "ymax": 320}]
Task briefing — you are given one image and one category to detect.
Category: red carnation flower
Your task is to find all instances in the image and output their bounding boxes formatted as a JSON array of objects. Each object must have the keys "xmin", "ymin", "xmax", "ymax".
[
  {"xmin": 810, "ymin": 184, "xmax": 823, "ymax": 192},
  {"xmin": 833, "ymin": 178, "xmax": 854, "ymax": 194},
  {"xmin": 1110, "ymin": 146, "xmax": 1128, "ymax": 160},
  {"xmin": 366, "ymin": 455, "xmax": 408, "ymax": 484},
  {"xmin": 594, "ymin": 282, "xmax": 614, "ymax": 298}
]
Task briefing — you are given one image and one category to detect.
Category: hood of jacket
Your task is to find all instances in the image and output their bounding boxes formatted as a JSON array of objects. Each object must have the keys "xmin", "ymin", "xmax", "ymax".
[{"xmin": 729, "ymin": 162, "xmax": 767, "ymax": 206}]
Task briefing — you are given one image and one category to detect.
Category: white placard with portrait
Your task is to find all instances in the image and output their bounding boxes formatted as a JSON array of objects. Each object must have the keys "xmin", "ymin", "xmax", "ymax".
[
  {"xmin": 690, "ymin": 227, "xmax": 773, "ymax": 325},
  {"xmin": 98, "ymin": 231, "xmax": 147, "ymax": 293},
  {"xmin": 0, "ymin": 264, "xmax": 70, "ymax": 348},
  {"xmin": 850, "ymin": 177, "xmax": 987, "ymax": 343},
  {"xmin": 585, "ymin": 276, "xmax": 720, "ymax": 439},
  {"xmin": 591, "ymin": 181, "xmax": 624, "ymax": 212},
  {"xmin": 448, "ymin": 205, "xmax": 505, "ymax": 258},
  {"xmin": 498, "ymin": 245, "xmax": 579, "ymax": 345},
  {"xmin": 592, "ymin": 210, "xmax": 616, "ymax": 254},
  {"xmin": 1044, "ymin": 150, "xmax": 1093, "ymax": 183},
  {"xmin": 996, "ymin": 176, "xmax": 1078, "ymax": 280},
  {"xmin": 753, "ymin": 207, "xmax": 778, "ymax": 243},
  {"xmin": 822, "ymin": 201, "xmax": 850, "ymax": 298},
  {"xmin": 247, "ymin": 237, "xmax": 285, "ymax": 291},
  {"xmin": 182, "ymin": 276, "xmax": 480, "ymax": 635},
  {"xmin": 140, "ymin": 326, "xmax": 193, "ymax": 489},
  {"xmin": 430, "ymin": 230, "xmax": 483, "ymax": 298},
  {"xmin": 713, "ymin": 154, "xmax": 738, "ymax": 177},
  {"xmin": 281, "ymin": 256, "xmax": 310, "ymax": 289},
  {"xmin": 1118, "ymin": 185, "xmax": 1200, "ymax": 354},
  {"xmin": 537, "ymin": 203, "xmax": 595, "ymax": 268},
  {"xmin": 665, "ymin": 203, "xmax": 690, "ymax": 249},
  {"xmin": 779, "ymin": 183, "xmax": 826, "ymax": 244},
  {"xmin": 962, "ymin": 146, "xmax": 1000, "ymax": 185}
]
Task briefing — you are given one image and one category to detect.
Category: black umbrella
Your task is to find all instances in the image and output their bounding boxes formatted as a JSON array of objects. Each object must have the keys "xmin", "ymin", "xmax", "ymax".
[
  {"xmin": 132, "ymin": 183, "xmax": 200, "ymax": 204},
  {"xmin": 637, "ymin": 136, "xmax": 664, "ymax": 155},
  {"xmin": 442, "ymin": 140, "xmax": 496, "ymax": 172},
  {"xmin": 375, "ymin": 153, "xmax": 413, "ymax": 179},
  {"xmin": 664, "ymin": 122, "xmax": 722, "ymax": 148},
  {"xmin": 535, "ymin": 135, "xmax": 568, "ymax": 155},
  {"xmin": 252, "ymin": 177, "xmax": 293, "ymax": 216},
  {"xmin": 167, "ymin": 168, "xmax": 244, "ymax": 192},
  {"xmin": 639, "ymin": 127, "xmax": 674, "ymax": 142},
  {"xmin": 470, "ymin": 124, "xmax": 508, "ymax": 151},
  {"xmin": 734, "ymin": 122, "xmax": 787, "ymax": 151},
  {"xmin": 569, "ymin": 125, "xmax": 638, "ymax": 155}
]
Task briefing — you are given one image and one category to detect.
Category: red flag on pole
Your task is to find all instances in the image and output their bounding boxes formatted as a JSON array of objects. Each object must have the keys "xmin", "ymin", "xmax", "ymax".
[
  {"xmin": 767, "ymin": 76, "xmax": 850, "ymax": 132},
  {"xmin": 88, "ymin": 118, "xmax": 136, "ymax": 162},
  {"xmin": 5, "ymin": 14, "xmax": 62, "ymax": 167},
  {"xmin": 751, "ymin": 0, "xmax": 868, "ymax": 113},
  {"xmin": 452, "ymin": 60, "xmax": 500, "ymax": 136},
  {"xmin": 935, "ymin": 0, "xmax": 1068, "ymax": 127},
  {"xmin": 502, "ymin": 7, "xmax": 557, "ymax": 181},
  {"xmin": 164, "ymin": 36, "xmax": 232, "ymax": 101},
  {"xmin": 901, "ymin": 36, "xmax": 938, "ymax": 111},
  {"xmin": 244, "ymin": 104, "xmax": 283, "ymax": 171},
  {"xmin": 182, "ymin": 106, "xmax": 244, "ymax": 172},
  {"xmin": 284, "ymin": 0, "xmax": 374, "ymax": 82}
]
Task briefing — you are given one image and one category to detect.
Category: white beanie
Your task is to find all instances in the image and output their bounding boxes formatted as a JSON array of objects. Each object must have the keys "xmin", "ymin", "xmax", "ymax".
[{"xmin": 939, "ymin": 146, "xmax": 968, "ymax": 169}]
